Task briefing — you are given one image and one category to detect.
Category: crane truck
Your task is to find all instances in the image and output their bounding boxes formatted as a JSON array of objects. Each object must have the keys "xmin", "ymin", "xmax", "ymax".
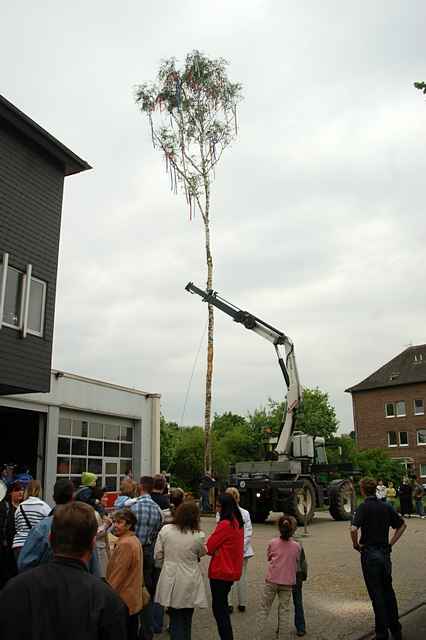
[{"xmin": 185, "ymin": 282, "xmax": 357, "ymax": 524}]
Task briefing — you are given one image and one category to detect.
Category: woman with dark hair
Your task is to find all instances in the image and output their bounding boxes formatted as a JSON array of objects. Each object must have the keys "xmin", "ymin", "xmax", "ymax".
[
  {"xmin": 154, "ymin": 502, "xmax": 207, "ymax": 640},
  {"xmin": 151, "ymin": 474, "xmax": 170, "ymax": 510},
  {"xmin": 107, "ymin": 509, "xmax": 143, "ymax": 640},
  {"xmin": 206, "ymin": 494, "xmax": 244, "ymax": 640},
  {"xmin": 398, "ymin": 477, "xmax": 413, "ymax": 517},
  {"xmin": 256, "ymin": 514, "xmax": 301, "ymax": 640},
  {"xmin": 0, "ymin": 481, "xmax": 24, "ymax": 588}
]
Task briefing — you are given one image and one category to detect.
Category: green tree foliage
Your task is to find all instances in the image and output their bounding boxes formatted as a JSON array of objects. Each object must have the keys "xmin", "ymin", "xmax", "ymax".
[
  {"xmin": 296, "ymin": 387, "xmax": 339, "ymax": 439},
  {"xmin": 325, "ymin": 435, "xmax": 406, "ymax": 487},
  {"xmin": 326, "ymin": 434, "xmax": 357, "ymax": 464},
  {"xmin": 212, "ymin": 410, "xmax": 267, "ymax": 462},
  {"xmin": 414, "ymin": 81, "xmax": 426, "ymax": 94},
  {"xmin": 354, "ymin": 449, "xmax": 405, "ymax": 487},
  {"xmin": 212, "ymin": 412, "xmax": 247, "ymax": 438},
  {"xmin": 247, "ymin": 399, "xmax": 285, "ymax": 438},
  {"xmin": 172, "ymin": 427, "xmax": 205, "ymax": 492},
  {"xmin": 160, "ymin": 415, "xmax": 180, "ymax": 472},
  {"xmin": 160, "ymin": 418, "xmax": 235, "ymax": 493}
]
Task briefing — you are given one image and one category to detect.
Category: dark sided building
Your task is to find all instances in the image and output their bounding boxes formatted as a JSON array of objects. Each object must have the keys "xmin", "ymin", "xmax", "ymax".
[
  {"xmin": 0, "ymin": 95, "xmax": 90, "ymax": 477},
  {"xmin": 0, "ymin": 94, "xmax": 90, "ymax": 395}
]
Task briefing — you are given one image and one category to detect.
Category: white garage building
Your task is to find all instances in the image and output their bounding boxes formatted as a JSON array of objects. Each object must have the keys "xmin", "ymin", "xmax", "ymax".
[{"xmin": 0, "ymin": 370, "xmax": 160, "ymax": 505}]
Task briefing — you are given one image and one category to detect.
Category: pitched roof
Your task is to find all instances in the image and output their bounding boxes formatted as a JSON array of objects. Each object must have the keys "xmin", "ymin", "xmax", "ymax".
[
  {"xmin": 0, "ymin": 94, "xmax": 91, "ymax": 176},
  {"xmin": 345, "ymin": 345, "xmax": 426, "ymax": 393}
]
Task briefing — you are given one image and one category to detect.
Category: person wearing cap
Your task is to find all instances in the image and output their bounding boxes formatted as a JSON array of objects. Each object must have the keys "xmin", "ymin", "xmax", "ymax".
[{"xmin": 74, "ymin": 472, "xmax": 98, "ymax": 509}]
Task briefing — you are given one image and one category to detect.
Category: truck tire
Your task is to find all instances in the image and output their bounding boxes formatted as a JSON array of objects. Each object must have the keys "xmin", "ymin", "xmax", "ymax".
[
  {"xmin": 328, "ymin": 479, "xmax": 355, "ymax": 521},
  {"xmin": 287, "ymin": 479, "xmax": 316, "ymax": 525},
  {"xmin": 252, "ymin": 508, "xmax": 270, "ymax": 524}
]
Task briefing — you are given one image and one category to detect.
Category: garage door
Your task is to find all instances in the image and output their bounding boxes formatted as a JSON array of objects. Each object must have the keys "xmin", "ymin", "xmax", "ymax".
[{"xmin": 56, "ymin": 411, "xmax": 134, "ymax": 490}]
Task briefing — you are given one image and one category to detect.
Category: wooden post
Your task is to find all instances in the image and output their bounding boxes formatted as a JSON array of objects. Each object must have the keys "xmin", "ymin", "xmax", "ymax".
[{"xmin": 303, "ymin": 486, "xmax": 309, "ymax": 536}]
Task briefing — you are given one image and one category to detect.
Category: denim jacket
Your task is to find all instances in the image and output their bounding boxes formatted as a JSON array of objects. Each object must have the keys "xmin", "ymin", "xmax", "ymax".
[{"xmin": 18, "ymin": 514, "xmax": 100, "ymax": 576}]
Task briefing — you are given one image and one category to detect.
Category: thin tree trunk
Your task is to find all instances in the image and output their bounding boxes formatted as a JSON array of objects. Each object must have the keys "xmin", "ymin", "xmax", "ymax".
[{"xmin": 203, "ymin": 180, "xmax": 213, "ymax": 473}]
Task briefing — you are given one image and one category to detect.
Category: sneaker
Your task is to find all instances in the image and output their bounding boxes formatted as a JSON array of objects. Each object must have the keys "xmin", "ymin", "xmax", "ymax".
[
  {"xmin": 238, "ymin": 605, "xmax": 246, "ymax": 612},
  {"xmin": 296, "ymin": 631, "xmax": 306, "ymax": 637}
]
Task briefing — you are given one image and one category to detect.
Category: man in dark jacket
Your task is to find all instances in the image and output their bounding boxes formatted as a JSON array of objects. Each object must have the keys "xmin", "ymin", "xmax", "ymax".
[
  {"xmin": 351, "ymin": 477, "xmax": 406, "ymax": 640},
  {"xmin": 0, "ymin": 501, "xmax": 127, "ymax": 640},
  {"xmin": 199, "ymin": 472, "xmax": 216, "ymax": 512}
]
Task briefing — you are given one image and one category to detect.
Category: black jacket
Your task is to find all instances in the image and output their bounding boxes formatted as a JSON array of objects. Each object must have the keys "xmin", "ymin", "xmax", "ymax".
[
  {"xmin": 0, "ymin": 499, "xmax": 17, "ymax": 589},
  {"xmin": 0, "ymin": 556, "xmax": 128, "ymax": 640}
]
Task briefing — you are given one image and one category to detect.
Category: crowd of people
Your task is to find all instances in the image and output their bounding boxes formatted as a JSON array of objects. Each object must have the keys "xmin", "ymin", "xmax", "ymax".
[
  {"xmin": 375, "ymin": 476, "xmax": 425, "ymax": 518},
  {"xmin": 0, "ymin": 468, "xmax": 309, "ymax": 640},
  {"xmin": 0, "ymin": 469, "xmax": 423, "ymax": 640}
]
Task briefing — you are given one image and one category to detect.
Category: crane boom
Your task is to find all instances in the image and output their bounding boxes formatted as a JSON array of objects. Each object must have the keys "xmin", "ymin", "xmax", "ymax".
[{"xmin": 185, "ymin": 282, "xmax": 302, "ymax": 457}]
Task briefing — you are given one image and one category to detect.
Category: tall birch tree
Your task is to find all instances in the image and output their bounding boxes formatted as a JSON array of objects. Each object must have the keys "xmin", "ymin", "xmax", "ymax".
[{"xmin": 135, "ymin": 50, "xmax": 242, "ymax": 472}]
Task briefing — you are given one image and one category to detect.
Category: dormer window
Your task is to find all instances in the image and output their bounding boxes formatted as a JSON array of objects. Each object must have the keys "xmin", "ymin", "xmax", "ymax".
[
  {"xmin": 389, "ymin": 371, "xmax": 399, "ymax": 381},
  {"xmin": 414, "ymin": 353, "xmax": 423, "ymax": 364}
]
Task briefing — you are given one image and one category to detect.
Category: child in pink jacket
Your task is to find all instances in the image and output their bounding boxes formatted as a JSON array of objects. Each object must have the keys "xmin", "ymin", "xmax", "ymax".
[{"xmin": 256, "ymin": 514, "xmax": 301, "ymax": 640}]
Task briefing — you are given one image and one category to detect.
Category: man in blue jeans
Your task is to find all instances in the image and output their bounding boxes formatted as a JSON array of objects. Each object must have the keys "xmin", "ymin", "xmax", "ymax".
[
  {"xmin": 351, "ymin": 477, "xmax": 406, "ymax": 640},
  {"xmin": 131, "ymin": 476, "xmax": 162, "ymax": 639}
]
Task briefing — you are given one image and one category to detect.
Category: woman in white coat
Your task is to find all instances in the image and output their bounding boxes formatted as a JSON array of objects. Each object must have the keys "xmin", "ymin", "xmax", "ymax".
[
  {"xmin": 154, "ymin": 501, "xmax": 207, "ymax": 640},
  {"xmin": 225, "ymin": 486, "xmax": 254, "ymax": 612}
]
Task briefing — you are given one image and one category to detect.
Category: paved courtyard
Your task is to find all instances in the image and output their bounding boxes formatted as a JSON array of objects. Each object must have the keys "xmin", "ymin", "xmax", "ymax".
[{"xmin": 157, "ymin": 512, "xmax": 426, "ymax": 640}]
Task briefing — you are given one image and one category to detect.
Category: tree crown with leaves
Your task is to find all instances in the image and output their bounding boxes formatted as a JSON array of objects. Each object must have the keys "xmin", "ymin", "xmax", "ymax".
[{"xmin": 135, "ymin": 50, "xmax": 242, "ymax": 219}]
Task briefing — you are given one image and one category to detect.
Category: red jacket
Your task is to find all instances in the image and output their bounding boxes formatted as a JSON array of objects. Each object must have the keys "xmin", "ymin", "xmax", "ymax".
[{"xmin": 206, "ymin": 518, "xmax": 244, "ymax": 581}]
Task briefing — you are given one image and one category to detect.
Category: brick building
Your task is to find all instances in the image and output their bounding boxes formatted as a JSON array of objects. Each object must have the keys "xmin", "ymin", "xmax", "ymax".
[{"xmin": 346, "ymin": 345, "xmax": 426, "ymax": 480}]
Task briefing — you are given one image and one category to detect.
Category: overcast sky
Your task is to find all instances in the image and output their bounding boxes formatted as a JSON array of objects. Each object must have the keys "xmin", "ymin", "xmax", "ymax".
[{"xmin": 2, "ymin": 2, "xmax": 426, "ymax": 432}]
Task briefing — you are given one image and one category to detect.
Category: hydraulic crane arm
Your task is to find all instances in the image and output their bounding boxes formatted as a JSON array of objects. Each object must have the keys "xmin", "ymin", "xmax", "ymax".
[{"xmin": 185, "ymin": 282, "xmax": 302, "ymax": 457}]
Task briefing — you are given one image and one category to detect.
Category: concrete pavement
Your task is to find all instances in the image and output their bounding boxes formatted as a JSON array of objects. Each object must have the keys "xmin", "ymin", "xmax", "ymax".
[
  {"xmin": 352, "ymin": 602, "xmax": 426, "ymax": 640},
  {"xmin": 156, "ymin": 512, "xmax": 426, "ymax": 640}
]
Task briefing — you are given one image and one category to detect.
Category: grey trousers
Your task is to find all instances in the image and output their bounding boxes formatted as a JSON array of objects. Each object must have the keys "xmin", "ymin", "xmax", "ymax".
[
  {"xmin": 228, "ymin": 558, "xmax": 249, "ymax": 607},
  {"xmin": 256, "ymin": 582, "xmax": 291, "ymax": 640}
]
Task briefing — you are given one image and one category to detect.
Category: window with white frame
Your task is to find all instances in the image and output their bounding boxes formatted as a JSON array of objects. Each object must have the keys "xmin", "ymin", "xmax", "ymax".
[
  {"xmin": 385, "ymin": 401, "xmax": 406, "ymax": 418},
  {"xmin": 56, "ymin": 417, "xmax": 134, "ymax": 490},
  {"xmin": 420, "ymin": 463, "xmax": 426, "ymax": 477},
  {"xmin": 399, "ymin": 431, "xmax": 408, "ymax": 446},
  {"xmin": 395, "ymin": 401, "xmax": 406, "ymax": 417},
  {"xmin": 388, "ymin": 431, "xmax": 397, "ymax": 447},
  {"xmin": 0, "ymin": 254, "xmax": 46, "ymax": 337},
  {"xmin": 417, "ymin": 430, "xmax": 426, "ymax": 446},
  {"xmin": 2, "ymin": 266, "xmax": 23, "ymax": 327},
  {"xmin": 27, "ymin": 277, "xmax": 46, "ymax": 335},
  {"xmin": 385, "ymin": 403, "xmax": 395, "ymax": 418},
  {"xmin": 414, "ymin": 399, "xmax": 424, "ymax": 416}
]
